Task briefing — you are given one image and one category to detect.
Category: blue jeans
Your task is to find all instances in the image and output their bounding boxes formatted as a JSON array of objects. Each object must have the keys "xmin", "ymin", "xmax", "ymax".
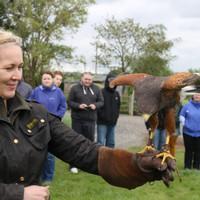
[
  {"xmin": 153, "ymin": 129, "xmax": 166, "ymax": 150},
  {"xmin": 97, "ymin": 124, "xmax": 115, "ymax": 148},
  {"xmin": 41, "ymin": 153, "xmax": 55, "ymax": 182}
]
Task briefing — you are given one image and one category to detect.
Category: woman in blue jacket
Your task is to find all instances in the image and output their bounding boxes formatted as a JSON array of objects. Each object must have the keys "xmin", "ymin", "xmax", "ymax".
[
  {"xmin": 29, "ymin": 71, "xmax": 67, "ymax": 183},
  {"xmin": 30, "ymin": 71, "xmax": 67, "ymax": 119},
  {"xmin": 179, "ymin": 93, "xmax": 200, "ymax": 169}
]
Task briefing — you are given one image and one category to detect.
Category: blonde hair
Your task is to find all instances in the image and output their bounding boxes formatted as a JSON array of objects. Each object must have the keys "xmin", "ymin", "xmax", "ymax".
[{"xmin": 0, "ymin": 29, "xmax": 22, "ymax": 46}]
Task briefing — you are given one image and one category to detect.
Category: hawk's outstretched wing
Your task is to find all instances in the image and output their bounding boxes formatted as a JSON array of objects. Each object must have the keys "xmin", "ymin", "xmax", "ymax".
[{"xmin": 110, "ymin": 72, "xmax": 200, "ymax": 115}]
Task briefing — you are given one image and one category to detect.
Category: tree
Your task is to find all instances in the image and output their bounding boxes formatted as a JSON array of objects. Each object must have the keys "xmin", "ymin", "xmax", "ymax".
[
  {"xmin": 0, "ymin": 0, "xmax": 95, "ymax": 86},
  {"xmin": 132, "ymin": 24, "xmax": 174, "ymax": 76},
  {"xmin": 132, "ymin": 55, "xmax": 172, "ymax": 76},
  {"xmin": 93, "ymin": 17, "xmax": 143, "ymax": 73},
  {"xmin": 93, "ymin": 17, "xmax": 175, "ymax": 75},
  {"xmin": 189, "ymin": 68, "xmax": 200, "ymax": 73}
]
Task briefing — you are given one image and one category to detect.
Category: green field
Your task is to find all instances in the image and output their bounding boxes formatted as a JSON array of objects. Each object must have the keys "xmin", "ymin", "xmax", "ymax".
[{"xmin": 50, "ymin": 147, "xmax": 200, "ymax": 200}]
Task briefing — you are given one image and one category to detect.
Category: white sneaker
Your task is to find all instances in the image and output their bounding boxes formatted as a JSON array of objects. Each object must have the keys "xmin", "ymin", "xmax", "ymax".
[{"xmin": 70, "ymin": 167, "xmax": 78, "ymax": 174}]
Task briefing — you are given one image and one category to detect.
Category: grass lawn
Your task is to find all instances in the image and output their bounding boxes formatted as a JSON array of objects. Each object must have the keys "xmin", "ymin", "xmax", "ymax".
[{"xmin": 50, "ymin": 146, "xmax": 200, "ymax": 200}]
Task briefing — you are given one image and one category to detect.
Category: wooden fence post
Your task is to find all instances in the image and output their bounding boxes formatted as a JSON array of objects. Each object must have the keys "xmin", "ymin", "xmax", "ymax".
[{"xmin": 129, "ymin": 90, "xmax": 134, "ymax": 115}]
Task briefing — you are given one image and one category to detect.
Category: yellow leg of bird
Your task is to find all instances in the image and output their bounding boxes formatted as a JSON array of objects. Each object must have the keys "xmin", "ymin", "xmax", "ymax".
[
  {"xmin": 138, "ymin": 130, "xmax": 156, "ymax": 153},
  {"xmin": 155, "ymin": 135, "xmax": 175, "ymax": 165},
  {"xmin": 156, "ymin": 151, "xmax": 175, "ymax": 165},
  {"xmin": 143, "ymin": 114, "xmax": 150, "ymax": 121},
  {"xmin": 138, "ymin": 114, "xmax": 156, "ymax": 153},
  {"xmin": 165, "ymin": 135, "xmax": 170, "ymax": 148},
  {"xmin": 155, "ymin": 142, "xmax": 182, "ymax": 182},
  {"xmin": 149, "ymin": 130, "xmax": 154, "ymax": 140}
]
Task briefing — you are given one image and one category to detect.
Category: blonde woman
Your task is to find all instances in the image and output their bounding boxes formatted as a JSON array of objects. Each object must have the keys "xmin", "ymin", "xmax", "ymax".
[{"xmin": 0, "ymin": 29, "xmax": 175, "ymax": 199}]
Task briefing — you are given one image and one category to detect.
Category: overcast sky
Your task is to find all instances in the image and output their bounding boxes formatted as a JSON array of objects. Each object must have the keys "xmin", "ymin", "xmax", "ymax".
[{"xmin": 63, "ymin": 0, "xmax": 200, "ymax": 73}]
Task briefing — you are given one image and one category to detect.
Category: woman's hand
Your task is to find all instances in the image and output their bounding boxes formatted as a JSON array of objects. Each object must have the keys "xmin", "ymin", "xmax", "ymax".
[{"xmin": 24, "ymin": 185, "xmax": 50, "ymax": 200}]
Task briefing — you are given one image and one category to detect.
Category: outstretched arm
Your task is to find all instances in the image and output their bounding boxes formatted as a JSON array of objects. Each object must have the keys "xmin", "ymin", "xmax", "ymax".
[{"xmin": 48, "ymin": 115, "xmax": 176, "ymax": 190}]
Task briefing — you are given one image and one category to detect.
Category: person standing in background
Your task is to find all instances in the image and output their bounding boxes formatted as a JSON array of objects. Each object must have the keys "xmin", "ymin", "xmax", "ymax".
[
  {"xmin": 53, "ymin": 70, "xmax": 64, "ymax": 88},
  {"xmin": 68, "ymin": 72, "xmax": 103, "ymax": 141},
  {"xmin": 97, "ymin": 73, "xmax": 120, "ymax": 148},
  {"xmin": 29, "ymin": 71, "xmax": 67, "ymax": 183},
  {"xmin": 179, "ymin": 93, "xmax": 200, "ymax": 169},
  {"xmin": 30, "ymin": 71, "xmax": 67, "ymax": 120},
  {"xmin": 153, "ymin": 108, "xmax": 166, "ymax": 151},
  {"xmin": 68, "ymin": 72, "xmax": 104, "ymax": 173},
  {"xmin": 53, "ymin": 70, "xmax": 66, "ymax": 117}
]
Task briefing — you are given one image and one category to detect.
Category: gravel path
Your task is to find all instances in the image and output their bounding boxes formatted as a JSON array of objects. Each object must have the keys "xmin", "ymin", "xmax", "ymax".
[
  {"xmin": 115, "ymin": 114, "xmax": 148, "ymax": 149},
  {"xmin": 115, "ymin": 114, "xmax": 183, "ymax": 149},
  {"xmin": 66, "ymin": 112, "xmax": 182, "ymax": 149}
]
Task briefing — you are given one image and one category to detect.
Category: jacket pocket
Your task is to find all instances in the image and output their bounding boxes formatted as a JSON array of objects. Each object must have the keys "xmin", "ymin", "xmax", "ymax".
[{"xmin": 20, "ymin": 117, "xmax": 51, "ymax": 150}]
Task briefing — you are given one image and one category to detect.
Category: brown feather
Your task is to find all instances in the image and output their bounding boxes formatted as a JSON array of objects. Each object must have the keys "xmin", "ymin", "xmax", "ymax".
[
  {"xmin": 165, "ymin": 108, "xmax": 177, "ymax": 156},
  {"xmin": 109, "ymin": 73, "xmax": 150, "ymax": 88},
  {"xmin": 165, "ymin": 108, "xmax": 176, "ymax": 135},
  {"xmin": 162, "ymin": 72, "xmax": 199, "ymax": 90},
  {"xmin": 110, "ymin": 72, "xmax": 200, "ymax": 155},
  {"xmin": 148, "ymin": 113, "xmax": 158, "ymax": 132}
]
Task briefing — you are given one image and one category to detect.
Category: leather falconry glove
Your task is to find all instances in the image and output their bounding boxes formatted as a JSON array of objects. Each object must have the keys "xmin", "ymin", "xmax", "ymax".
[{"xmin": 98, "ymin": 147, "xmax": 176, "ymax": 189}]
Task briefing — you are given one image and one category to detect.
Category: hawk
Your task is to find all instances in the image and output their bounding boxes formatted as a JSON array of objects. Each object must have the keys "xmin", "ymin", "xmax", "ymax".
[{"xmin": 110, "ymin": 72, "xmax": 200, "ymax": 162}]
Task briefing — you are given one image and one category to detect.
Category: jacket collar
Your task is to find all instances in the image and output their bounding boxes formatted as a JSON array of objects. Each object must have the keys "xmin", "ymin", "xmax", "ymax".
[
  {"xmin": 0, "ymin": 93, "xmax": 30, "ymax": 122},
  {"xmin": 191, "ymin": 99, "xmax": 200, "ymax": 108},
  {"xmin": 79, "ymin": 81, "xmax": 94, "ymax": 95},
  {"xmin": 39, "ymin": 84, "xmax": 57, "ymax": 91}
]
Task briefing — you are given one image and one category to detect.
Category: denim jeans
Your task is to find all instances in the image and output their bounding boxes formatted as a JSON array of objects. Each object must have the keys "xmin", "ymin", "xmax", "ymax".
[
  {"xmin": 153, "ymin": 129, "xmax": 166, "ymax": 150},
  {"xmin": 41, "ymin": 153, "xmax": 55, "ymax": 182},
  {"xmin": 97, "ymin": 124, "xmax": 116, "ymax": 148}
]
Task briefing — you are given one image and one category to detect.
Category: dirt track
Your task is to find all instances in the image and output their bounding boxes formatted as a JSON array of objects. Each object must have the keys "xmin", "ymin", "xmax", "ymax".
[
  {"xmin": 66, "ymin": 112, "xmax": 183, "ymax": 149},
  {"xmin": 115, "ymin": 114, "xmax": 183, "ymax": 149},
  {"xmin": 115, "ymin": 114, "xmax": 148, "ymax": 148}
]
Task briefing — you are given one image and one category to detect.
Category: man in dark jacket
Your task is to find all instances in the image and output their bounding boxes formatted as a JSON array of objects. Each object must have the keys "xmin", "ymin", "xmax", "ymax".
[
  {"xmin": 68, "ymin": 72, "xmax": 104, "ymax": 173},
  {"xmin": 97, "ymin": 73, "xmax": 120, "ymax": 148},
  {"xmin": 68, "ymin": 72, "xmax": 104, "ymax": 141}
]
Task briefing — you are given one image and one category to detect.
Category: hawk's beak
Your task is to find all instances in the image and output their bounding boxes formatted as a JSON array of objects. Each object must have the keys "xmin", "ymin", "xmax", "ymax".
[{"xmin": 183, "ymin": 74, "xmax": 200, "ymax": 85}]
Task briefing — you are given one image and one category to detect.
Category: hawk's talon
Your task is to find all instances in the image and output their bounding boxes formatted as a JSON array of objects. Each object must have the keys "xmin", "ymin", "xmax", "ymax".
[
  {"xmin": 138, "ymin": 145, "xmax": 156, "ymax": 154},
  {"xmin": 155, "ymin": 151, "xmax": 175, "ymax": 165}
]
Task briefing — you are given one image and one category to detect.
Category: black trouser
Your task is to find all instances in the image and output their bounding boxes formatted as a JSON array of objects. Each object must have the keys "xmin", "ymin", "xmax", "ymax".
[
  {"xmin": 69, "ymin": 119, "xmax": 95, "ymax": 170},
  {"xmin": 72, "ymin": 119, "xmax": 95, "ymax": 141},
  {"xmin": 183, "ymin": 133, "xmax": 200, "ymax": 169}
]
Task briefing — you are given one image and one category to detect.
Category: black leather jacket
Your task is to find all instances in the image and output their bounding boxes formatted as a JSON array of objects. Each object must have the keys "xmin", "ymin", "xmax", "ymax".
[{"xmin": 0, "ymin": 93, "xmax": 100, "ymax": 200}]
